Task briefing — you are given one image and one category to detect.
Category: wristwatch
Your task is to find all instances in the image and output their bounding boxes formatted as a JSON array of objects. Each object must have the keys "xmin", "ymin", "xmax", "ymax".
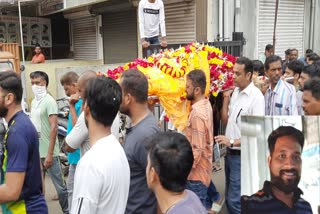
[{"xmin": 230, "ymin": 139, "xmax": 234, "ymax": 148}]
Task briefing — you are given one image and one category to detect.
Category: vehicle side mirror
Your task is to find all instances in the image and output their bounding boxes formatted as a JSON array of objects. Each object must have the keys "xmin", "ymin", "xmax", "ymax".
[{"xmin": 20, "ymin": 64, "xmax": 25, "ymax": 72}]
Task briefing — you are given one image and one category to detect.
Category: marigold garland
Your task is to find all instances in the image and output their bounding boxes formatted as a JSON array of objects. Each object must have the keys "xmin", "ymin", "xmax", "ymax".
[{"xmin": 101, "ymin": 43, "xmax": 236, "ymax": 131}]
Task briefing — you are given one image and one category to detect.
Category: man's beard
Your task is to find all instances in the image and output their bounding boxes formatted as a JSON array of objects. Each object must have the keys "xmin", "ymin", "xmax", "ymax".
[
  {"xmin": 186, "ymin": 91, "xmax": 195, "ymax": 101},
  {"xmin": 0, "ymin": 105, "xmax": 8, "ymax": 118},
  {"xmin": 270, "ymin": 169, "xmax": 300, "ymax": 194}
]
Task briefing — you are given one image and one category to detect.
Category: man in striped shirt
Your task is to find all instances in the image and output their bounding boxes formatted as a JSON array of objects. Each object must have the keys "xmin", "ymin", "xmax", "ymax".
[
  {"xmin": 264, "ymin": 55, "xmax": 298, "ymax": 115},
  {"xmin": 241, "ymin": 126, "xmax": 312, "ymax": 214}
]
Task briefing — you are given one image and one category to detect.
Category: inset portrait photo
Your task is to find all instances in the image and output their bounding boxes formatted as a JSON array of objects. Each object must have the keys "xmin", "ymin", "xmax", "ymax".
[{"xmin": 240, "ymin": 116, "xmax": 319, "ymax": 214}]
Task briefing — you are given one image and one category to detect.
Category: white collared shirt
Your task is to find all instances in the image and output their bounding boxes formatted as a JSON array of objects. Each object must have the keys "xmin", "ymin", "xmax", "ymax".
[
  {"xmin": 225, "ymin": 82, "xmax": 265, "ymax": 150},
  {"xmin": 265, "ymin": 79, "xmax": 298, "ymax": 115}
]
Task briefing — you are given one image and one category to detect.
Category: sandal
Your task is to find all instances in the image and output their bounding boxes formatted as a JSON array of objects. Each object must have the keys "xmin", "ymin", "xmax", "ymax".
[{"xmin": 210, "ymin": 195, "xmax": 225, "ymax": 213}]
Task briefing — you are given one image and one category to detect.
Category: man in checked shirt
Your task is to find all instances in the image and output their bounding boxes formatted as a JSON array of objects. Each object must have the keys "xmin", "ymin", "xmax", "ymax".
[
  {"xmin": 184, "ymin": 69, "xmax": 223, "ymax": 213},
  {"xmin": 264, "ymin": 55, "xmax": 298, "ymax": 115}
]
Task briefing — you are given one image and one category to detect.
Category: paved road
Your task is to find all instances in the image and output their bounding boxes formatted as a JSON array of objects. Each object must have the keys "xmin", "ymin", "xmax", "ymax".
[
  {"xmin": 0, "ymin": 159, "xmax": 229, "ymax": 214},
  {"xmin": 45, "ymin": 175, "xmax": 63, "ymax": 214},
  {"xmin": 46, "ymin": 159, "xmax": 229, "ymax": 214}
]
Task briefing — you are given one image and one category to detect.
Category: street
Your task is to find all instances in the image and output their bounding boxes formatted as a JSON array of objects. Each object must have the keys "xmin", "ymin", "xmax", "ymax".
[{"xmin": 45, "ymin": 158, "xmax": 228, "ymax": 214}]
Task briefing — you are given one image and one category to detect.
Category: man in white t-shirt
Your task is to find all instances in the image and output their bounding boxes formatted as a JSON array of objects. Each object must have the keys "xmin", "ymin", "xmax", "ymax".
[
  {"xmin": 139, "ymin": 0, "xmax": 167, "ymax": 48},
  {"xmin": 71, "ymin": 77, "xmax": 130, "ymax": 214},
  {"xmin": 65, "ymin": 71, "xmax": 120, "ymax": 157}
]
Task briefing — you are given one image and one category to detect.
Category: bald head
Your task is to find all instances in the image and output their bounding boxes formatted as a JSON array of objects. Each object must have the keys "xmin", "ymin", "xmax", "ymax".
[{"xmin": 78, "ymin": 70, "xmax": 97, "ymax": 100}]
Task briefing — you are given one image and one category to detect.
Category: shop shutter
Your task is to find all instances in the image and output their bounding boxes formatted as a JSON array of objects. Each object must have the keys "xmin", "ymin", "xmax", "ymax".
[
  {"xmin": 164, "ymin": 0, "xmax": 196, "ymax": 44},
  {"xmin": 71, "ymin": 16, "xmax": 98, "ymax": 60},
  {"xmin": 258, "ymin": 0, "xmax": 304, "ymax": 59},
  {"xmin": 102, "ymin": 9, "xmax": 137, "ymax": 64}
]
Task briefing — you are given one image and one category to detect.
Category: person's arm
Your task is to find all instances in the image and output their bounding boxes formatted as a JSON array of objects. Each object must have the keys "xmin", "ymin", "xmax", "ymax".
[
  {"xmin": 0, "ymin": 172, "xmax": 25, "ymax": 203},
  {"xmin": 138, "ymin": 1, "xmax": 146, "ymax": 39},
  {"xmin": 215, "ymin": 135, "xmax": 241, "ymax": 147},
  {"xmin": 69, "ymin": 105, "xmax": 78, "ymax": 127},
  {"xmin": 69, "ymin": 94, "xmax": 80, "ymax": 126},
  {"xmin": 221, "ymin": 90, "xmax": 233, "ymax": 127},
  {"xmin": 65, "ymin": 113, "xmax": 88, "ymax": 152},
  {"xmin": 159, "ymin": 1, "xmax": 167, "ymax": 47},
  {"xmin": 159, "ymin": 1, "xmax": 166, "ymax": 37},
  {"xmin": 44, "ymin": 114, "xmax": 58, "ymax": 169}
]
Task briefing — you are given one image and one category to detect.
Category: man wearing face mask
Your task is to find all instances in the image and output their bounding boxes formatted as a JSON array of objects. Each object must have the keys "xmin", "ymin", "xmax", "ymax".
[
  {"xmin": 29, "ymin": 71, "xmax": 69, "ymax": 214},
  {"xmin": 241, "ymin": 126, "xmax": 312, "ymax": 214}
]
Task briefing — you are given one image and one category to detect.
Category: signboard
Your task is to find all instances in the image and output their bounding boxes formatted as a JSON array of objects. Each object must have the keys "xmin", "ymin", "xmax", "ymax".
[
  {"xmin": 0, "ymin": 15, "xmax": 52, "ymax": 47},
  {"xmin": 39, "ymin": 0, "xmax": 64, "ymax": 16}
]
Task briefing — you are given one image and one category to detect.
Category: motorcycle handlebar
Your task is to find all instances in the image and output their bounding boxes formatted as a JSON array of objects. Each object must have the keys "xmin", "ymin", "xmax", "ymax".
[{"xmin": 56, "ymin": 97, "xmax": 69, "ymax": 102}]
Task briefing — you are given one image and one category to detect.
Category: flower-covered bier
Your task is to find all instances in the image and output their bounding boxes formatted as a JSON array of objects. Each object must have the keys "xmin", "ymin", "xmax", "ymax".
[{"xmin": 102, "ymin": 43, "xmax": 236, "ymax": 130}]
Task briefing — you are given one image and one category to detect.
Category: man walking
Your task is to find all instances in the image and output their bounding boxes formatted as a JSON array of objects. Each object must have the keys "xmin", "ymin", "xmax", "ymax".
[
  {"xmin": 71, "ymin": 77, "xmax": 130, "ymax": 214},
  {"xmin": 0, "ymin": 72, "xmax": 48, "ymax": 213},
  {"xmin": 119, "ymin": 69, "xmax": 159, "ymax": 214},
  {"xmin": 215, "ymin": 57, "xmax": 265, "ymax": 214},
  {"xmin": 60, "ymin": 71, "xmax": 82, "ymax": 211},
  {"xmin": 29, "ymin": 71, "xmax": 68, "ymax": 213},
  {"xmin": 185, "ymin": 69, "xmax": 222, "ymax": 213}
]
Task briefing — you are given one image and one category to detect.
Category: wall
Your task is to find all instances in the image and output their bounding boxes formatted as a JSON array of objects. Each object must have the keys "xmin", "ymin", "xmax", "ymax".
[
  {"xmin": 55, "ymin": 62, "xmax": 122, "ymax": 99},
  {"xmin": 65, "ymin": 0, "xmax": 108, "ymax": 9},
  {"xmin": 211, "ymin": 0, "xmax": 219, "ymax": 41},
  {"xmin": 313, "ymin": 0, "xmax": 320, "ymax": 53},
  {"xmin": 236, "ymin": 0, "xmax": 258, "ymax": 59},
  {"xmin": 24, "ymin": 59, "xmax": 104, "ymax": 106},
  {"xmin": 304, "ymin": 0, "xmax": 320, "ymax": 54}
]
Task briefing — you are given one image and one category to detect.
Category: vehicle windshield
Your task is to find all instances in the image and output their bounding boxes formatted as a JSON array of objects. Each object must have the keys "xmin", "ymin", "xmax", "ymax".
[{"xmin": 0, "ymin": 61, "xmax": 14, "ymax": 72}]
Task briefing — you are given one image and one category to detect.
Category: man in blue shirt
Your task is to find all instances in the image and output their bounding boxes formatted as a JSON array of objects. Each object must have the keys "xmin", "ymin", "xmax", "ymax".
[
  {"xmin": 0, "ymin": 72, "xmax": 48, "ymax": 213},
  {"xmin": 60, "ymin": 72, "xmax": 82, "ymax": 212},
  {"xmin": 241, "ymin": 126, "xmax": 312, "ymax": 214}
]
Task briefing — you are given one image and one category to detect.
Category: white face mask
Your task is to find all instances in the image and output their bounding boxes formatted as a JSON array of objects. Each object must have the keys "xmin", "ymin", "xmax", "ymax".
[{"xmin": 32, "ymin": 85, "xmax": 47, "ymax": 101}]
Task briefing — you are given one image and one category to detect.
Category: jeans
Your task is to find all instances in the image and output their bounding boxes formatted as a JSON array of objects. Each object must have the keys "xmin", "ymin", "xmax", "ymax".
[
  {"xmin": 145, "ymin": 36, "xmax": 160, "ymax": 45},
  {"xmin": 146, "ymin": 36, "xmax": 160, "ymax": 57},
  {"xmin": 42, "ymin": 156, "xmax": 69, "ymax": 214},
  {"xmin": 186, "ymin": 180, "xmax": 220, "ymax": 209},
  {"xmin": 67, "ymin": 164, "xmax": 77, "ymax": 212},
  {"xmin": 225, "ymin": 154, "xmax": 241, "ymax": 214}
]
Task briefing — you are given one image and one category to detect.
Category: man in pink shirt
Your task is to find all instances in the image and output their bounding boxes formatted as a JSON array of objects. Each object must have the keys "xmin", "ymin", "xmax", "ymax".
[{"xmin": 31, "ymin": 45, "xmax": 45, "ymax": 64}]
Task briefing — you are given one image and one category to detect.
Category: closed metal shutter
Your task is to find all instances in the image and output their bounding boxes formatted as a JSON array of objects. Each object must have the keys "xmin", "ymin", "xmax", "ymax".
[
  {"xmin": 102, "ymin": 9, "xmax": 137, "ymax": 64},
  {"xmin": 71, "ymin": 16, "xmax": 98, "ymax": 60},
  {"xmin": 164, "ymin": 0, "xmax": 196, "ymax": 44},
  {"xmin": 258, "ymin": 0, "xmax": 304, "ymax": 59}
]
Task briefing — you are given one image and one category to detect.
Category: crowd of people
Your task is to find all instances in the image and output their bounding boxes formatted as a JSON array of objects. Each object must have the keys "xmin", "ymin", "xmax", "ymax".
[
  {"xmin": 0, "ymin": 44, "xmax": 318, "ymax": 214},
  {"xmin": 0, "ymin": 0, "xmax": 318, "ymax": 212}
]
